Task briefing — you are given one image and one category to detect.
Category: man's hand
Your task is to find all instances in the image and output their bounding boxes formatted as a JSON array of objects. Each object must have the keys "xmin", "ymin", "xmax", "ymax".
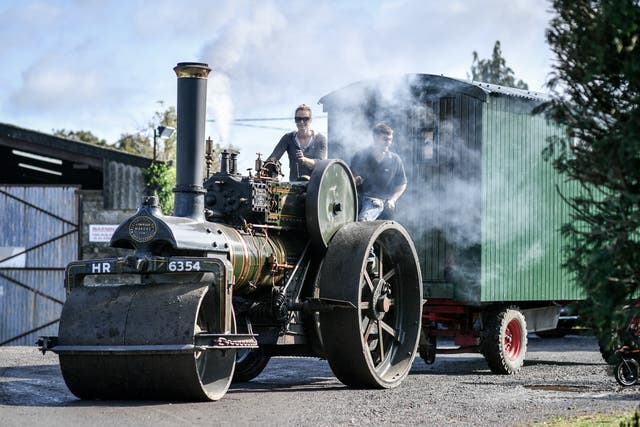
[
  {"xmin": 386, "ymin": 183, "xmax": 407, "ymax": 211},
  {"xmin": 354, "ymin": 176, "xmax": 363, "ymax": 186}
]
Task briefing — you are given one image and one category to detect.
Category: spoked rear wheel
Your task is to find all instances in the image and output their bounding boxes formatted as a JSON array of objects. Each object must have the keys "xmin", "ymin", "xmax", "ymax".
[{"xmin": 319, "ymin": 221, "xmax": 422, "ymax": 388}]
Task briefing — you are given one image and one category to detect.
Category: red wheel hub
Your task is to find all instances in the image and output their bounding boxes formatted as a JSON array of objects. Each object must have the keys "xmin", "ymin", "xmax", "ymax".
[{"xmin": 504, "ymin": 319, "xmax": 522, "ymax": 361}]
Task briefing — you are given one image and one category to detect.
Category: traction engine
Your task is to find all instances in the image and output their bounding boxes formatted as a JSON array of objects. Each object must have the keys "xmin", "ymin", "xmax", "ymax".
[{"xmin": 39, "ymin": 62, "xmax": 423, "ymax": 401}]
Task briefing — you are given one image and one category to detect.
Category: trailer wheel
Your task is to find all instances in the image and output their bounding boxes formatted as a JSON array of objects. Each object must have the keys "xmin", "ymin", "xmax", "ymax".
[
  {"xmin": 319, "ymin": 221, "xmax": 422, "ymax": 388},
  {"xmin": 481, "ymin": 307, "xmax": 527, "ymax": 374},
  {"xmin": 233, "ymin": 348, "xmax": 271, "ymax": 383}
]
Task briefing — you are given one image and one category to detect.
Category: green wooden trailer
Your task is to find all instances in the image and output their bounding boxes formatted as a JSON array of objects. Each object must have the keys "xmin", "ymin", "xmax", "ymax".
[{"xmin": 319, "ymin": 74, "xmax": 581, "ymax": 373}]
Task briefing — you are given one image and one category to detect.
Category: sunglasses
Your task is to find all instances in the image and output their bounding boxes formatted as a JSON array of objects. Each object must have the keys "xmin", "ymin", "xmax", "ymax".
[{"xmin": 295, "ymin": 117, "xmax": 311, "ymax": 123}]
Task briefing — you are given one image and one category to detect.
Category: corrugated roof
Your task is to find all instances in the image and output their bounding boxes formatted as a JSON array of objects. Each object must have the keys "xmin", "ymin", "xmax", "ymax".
[
  {"xmin": 319, "ymin": 74, "xmax": 550, "ymax": 107},
  {"xmin": 464, "ymin": 80, "xmax": 549, "ymax": 102},
  {"xmin": 0, "ymin": 122, "xmax": 152, "ymax": 168}
]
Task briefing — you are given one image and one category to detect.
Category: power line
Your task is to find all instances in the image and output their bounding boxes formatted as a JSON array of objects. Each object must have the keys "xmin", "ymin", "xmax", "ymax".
[
  {"xmin": 231, "ymin": 123, "xmax": 289, "ymax": 131},
  {"xmin": 207, "ymin": 115, "xmax": 327, "ymax": 122}
]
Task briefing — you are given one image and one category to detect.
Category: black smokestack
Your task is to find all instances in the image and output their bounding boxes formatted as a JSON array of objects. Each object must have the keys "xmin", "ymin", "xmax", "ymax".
[{"xmin": 172, "ymin": 62, "xmax": 211, "ymax": 220}]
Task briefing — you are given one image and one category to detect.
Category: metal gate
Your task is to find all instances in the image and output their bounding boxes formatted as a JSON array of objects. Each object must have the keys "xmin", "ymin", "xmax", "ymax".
[{"xmin": 0, "ymin": 186, "xmax": 78, "ymax": 346}]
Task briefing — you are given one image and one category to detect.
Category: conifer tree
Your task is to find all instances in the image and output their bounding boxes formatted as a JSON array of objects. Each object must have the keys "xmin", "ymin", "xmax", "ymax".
[
  {"xmin": 542, "ymin": 0, "xmax": 640, "ymax": 356},
  {"xmin": 469, "ymin": 41, "xmax": 529, "ymax": 89}
]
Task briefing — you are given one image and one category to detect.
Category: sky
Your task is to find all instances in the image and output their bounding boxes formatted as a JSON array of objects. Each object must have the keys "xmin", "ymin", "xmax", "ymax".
[{"xmin": 0, "ymin": 0, "xmax": 555, "ymax": 174}]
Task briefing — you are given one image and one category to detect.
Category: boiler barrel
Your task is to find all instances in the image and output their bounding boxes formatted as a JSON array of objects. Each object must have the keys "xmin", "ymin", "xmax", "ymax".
[{"xmin": 215, "ymin": 223, "xmax": 302, "ymax": 292}]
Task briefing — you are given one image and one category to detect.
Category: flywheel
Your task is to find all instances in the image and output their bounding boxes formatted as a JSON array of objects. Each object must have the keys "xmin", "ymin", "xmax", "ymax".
[{"xmin": 305, "ymin": 159, "xmax": 358, "ymax": 250}]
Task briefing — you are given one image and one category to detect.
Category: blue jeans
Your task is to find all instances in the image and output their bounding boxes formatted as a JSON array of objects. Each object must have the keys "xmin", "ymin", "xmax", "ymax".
[{"xmin": 358, "ymin": 196, "xmax": 385, "ymax": 221}]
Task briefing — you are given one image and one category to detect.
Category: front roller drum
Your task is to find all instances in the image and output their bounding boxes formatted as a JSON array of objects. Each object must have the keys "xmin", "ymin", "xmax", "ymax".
[
  {"xmin": 319, "ymin": 221, "xmax": 422, "ymax": 388},
  {"xmin": 57, "ymin": 282, "xmax": 236, "ymax": 401}
]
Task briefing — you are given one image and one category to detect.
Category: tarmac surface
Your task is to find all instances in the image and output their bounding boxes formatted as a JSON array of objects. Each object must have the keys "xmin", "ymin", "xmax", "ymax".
[{"xmin": 1, "ymin": 335, "xmax": 639, "ymax": 426}]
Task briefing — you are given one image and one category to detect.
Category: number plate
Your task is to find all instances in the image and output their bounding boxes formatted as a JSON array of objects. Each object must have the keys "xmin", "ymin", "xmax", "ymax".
[{"xmin": 167, "ymin": 259, "xmax": 202, "ymax": 272}]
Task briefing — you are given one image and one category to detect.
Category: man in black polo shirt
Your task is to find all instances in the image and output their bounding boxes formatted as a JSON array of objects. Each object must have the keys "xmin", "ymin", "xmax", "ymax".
[{"xmin": 350, "ymin": 122, "xmax": 407, "ymax": 221}]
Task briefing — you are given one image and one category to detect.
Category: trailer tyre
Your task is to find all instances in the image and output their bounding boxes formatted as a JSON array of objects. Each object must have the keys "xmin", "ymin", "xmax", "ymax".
[{"xmin": 481, "ymin": 307, "xmax": 527, "ymax": 374}]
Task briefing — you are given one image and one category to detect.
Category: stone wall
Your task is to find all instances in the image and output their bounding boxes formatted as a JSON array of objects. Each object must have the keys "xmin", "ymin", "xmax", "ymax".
[{"xmin": 79, "ymin": 190, "xmax": 137, "ymax": 259}]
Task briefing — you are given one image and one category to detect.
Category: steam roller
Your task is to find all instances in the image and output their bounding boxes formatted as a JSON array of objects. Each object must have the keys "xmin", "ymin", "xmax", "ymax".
[{"xmin": 38, "ymin": 62, "xmax": 423, "ymax": 401}]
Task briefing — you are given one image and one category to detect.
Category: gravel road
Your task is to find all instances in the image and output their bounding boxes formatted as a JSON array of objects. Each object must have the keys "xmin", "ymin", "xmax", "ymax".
[{"xmin": 1, "ymin": 335, "xmax": 638, "ymax": 426}]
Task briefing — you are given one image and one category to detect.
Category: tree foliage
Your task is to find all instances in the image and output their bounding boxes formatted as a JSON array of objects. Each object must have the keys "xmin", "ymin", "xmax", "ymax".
[
  {"xmin": 115, "ymin": 103, "xmax": 177, "ymax": 160},
  {"xmin": 115, "ymin": 132, "xmax": 153, "ymax": 157},
  {"xmin": 542, "ymin": 0, "xmax": 640, "ymax": 354},
  {"xmin": 55, "ymin": 104, "xmax": 237, "ymax": 215},
  {"xmin": 144, "ymin": 161, "xmax": 176, "ymax": 215},
  {"xmin": 142, "ymin": 104, "xmax": 177, "ymax": 214},
  {"xmin": 469, "ymin": 40, "xmax": 529, "ymax": 89},
  {"xmin": 151, "ymin": 104, "xmax": 177, "ymax": 162},
  {"xmin": 53, "ymin": 129, "xmax": 108, "ymax": 147},
  {"xmin": 138, "ymin": 105, "xmax": 230, "ymax": 213}
]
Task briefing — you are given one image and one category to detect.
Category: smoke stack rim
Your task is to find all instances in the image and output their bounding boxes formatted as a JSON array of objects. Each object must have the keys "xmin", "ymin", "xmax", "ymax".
[{"xmin": 174, "ymin": 62, "xmax": 211, "ymax": 79}]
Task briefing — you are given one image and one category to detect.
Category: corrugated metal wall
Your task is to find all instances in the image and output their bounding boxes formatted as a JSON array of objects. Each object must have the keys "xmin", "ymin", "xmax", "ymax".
[
  {"xmin": 480, "ymin": 96, "xmax": 581, "ymax": 302},
  {"xmin": 103, "ymin": 161, "xmax": 146, "ymax": 210},
  {"xmin": 0, "ymin": 186, "xmax": 78, "ymax": 345}
]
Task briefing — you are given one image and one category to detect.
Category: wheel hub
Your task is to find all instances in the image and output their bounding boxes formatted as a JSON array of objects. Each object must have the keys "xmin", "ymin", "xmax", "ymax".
[
  {"xmin": 504, "ymin": 319, "xmax": 522, "ymax": 360},
  {"xmin": 377, "ymin": 295, "xmax": 392, "ymax": 313},
  {"xmin": 368, "ymin": 278, "xmax": 390, "ymax": 320}
]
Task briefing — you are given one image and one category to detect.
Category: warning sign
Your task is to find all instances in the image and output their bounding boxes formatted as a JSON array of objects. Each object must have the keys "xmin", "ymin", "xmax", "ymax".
[{"xmin": 89, "ymin": 224, "xmax": 119, "ymax": 243}]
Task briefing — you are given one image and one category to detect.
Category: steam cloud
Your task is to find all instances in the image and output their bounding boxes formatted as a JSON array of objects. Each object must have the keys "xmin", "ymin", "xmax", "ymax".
[
  {"xmin": 199, "ymin": 2, "xmax": 286, "ymax": 146},
  {"xmin": 323, "ymin": 75, "xmax": 550, "ymax": 301}
]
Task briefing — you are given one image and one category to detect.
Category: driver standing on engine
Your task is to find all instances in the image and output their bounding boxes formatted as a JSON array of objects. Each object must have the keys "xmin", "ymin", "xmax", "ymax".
[
  {"xmin": 266, "ymin": 104, "xmax": 327, "ymax": 181},
  {"xmin": 350, "ymin": 122, "xmax": 407, "ymax": 221}
]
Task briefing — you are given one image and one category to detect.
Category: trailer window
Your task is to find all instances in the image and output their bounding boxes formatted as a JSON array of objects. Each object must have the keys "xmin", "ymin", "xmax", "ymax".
[{"xmin": 421, "ymin": 129, "xmax": 434, "ymax": 160}]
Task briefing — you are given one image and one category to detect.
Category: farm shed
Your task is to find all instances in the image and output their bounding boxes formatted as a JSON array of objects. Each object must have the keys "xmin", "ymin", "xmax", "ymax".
[{"xmin": 0, "ymin": 123, "xmax": 152, "ymax": 345}]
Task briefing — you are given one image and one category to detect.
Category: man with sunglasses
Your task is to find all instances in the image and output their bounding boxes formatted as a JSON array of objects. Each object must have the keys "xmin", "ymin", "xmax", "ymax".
[
  {"xmin": 266, "ymin": 104, "xmax": 327, "ymax": 181},
  {"xmin": 350, "ymin": 122, "xmax": 407, "ymax": 221}
]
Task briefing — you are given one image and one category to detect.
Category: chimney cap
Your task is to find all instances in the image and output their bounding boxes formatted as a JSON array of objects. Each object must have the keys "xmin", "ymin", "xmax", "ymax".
[{"xmin": 174, "ymin": 62, "xmax": 211, "ymax": 79}]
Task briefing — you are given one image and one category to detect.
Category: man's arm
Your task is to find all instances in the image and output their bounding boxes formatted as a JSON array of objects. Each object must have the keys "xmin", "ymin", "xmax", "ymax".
[
  {"xmin": 385, "ymin": 183, "xmax": 407, "ymax": 210},
  {"xmin": 386, "ymin": 155, "xmax": 408, "ymax": 210},
  {"xmin": 350, "ymin": 151, "xmax": 364, "ymax": 186}
]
